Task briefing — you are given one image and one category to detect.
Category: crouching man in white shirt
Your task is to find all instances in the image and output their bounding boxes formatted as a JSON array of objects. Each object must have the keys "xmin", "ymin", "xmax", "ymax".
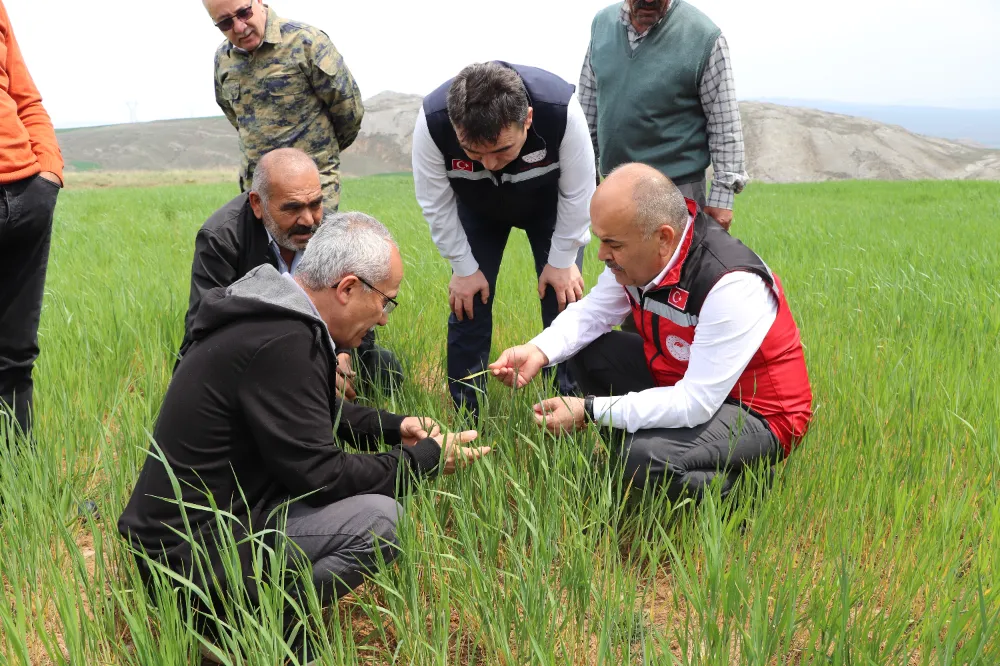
[{"xmin": 490, "ymin": 163, "xmax": 814, "ymax": 498}]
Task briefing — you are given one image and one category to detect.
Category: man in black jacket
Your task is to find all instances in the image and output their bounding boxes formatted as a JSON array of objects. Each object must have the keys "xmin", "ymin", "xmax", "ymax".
[
  {"xmin": 119, "ymin": 212, "xmax": 488, "ymax": 652},
  {"xmin": 179, "ymin": 147, "xmax": 403, "ymax": 398}
]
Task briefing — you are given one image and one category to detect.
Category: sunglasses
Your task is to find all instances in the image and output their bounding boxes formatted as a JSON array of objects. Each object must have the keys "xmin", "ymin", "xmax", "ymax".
[
  {"xmin": 214, "ymin": 4, "xmax": 254, "ymax": 32},
  {"xmin": 332, "ymin": 276, "xmax": 399, "ymax": 315}
]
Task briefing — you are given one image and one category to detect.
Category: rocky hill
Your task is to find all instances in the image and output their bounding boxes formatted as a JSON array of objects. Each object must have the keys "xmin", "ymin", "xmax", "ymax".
[
  {"xmin": 56, "ymin": 92, "xmax": 1000, "ymax": 182},
  {"xmin": 741, "ymin": 103, "xmax": 1000, "ymax": 181}
]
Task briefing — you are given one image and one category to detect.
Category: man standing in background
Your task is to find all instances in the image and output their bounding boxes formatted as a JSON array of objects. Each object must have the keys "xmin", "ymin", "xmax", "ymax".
[
  {"xmin": 580, "ymin": 0, "xmax": 748, "ymax": 231},
  {"xmin": 204, "ymin": 0, "xmax": 364, "ymax": 210},
  {"xmin": 0, "ymin": 0, "xmax": 64, "ymax": 440}
]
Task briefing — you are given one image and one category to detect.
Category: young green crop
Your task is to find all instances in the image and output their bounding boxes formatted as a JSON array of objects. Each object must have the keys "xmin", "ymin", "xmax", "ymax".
[{"xmin": 0, "ymin": 177, "xmax": 997, "ymax": 665}]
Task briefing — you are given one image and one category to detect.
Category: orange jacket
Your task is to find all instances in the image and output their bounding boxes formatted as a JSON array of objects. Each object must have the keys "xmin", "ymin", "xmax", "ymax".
[{"xmin": 0, "ymin": 0, "xmax": 62, "ymax": 185}]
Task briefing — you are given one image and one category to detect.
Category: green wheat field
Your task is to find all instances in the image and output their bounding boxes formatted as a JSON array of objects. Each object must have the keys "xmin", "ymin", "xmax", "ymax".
[{"xmin": 1, "ymin": 175, "xmax": 998, "ymax": 665}]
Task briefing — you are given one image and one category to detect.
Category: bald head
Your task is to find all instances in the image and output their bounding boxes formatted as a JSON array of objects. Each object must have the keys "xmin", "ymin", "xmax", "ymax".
[
  {"xmin": 595, "ymin": 163, "xmax": 689, "ymax": 238},
  {"xmin": 591, "ymin": 163, "xmax": 691, "ymax": 287},
  {"xmin": 251, "ymin": 148, "xmax": 320, "ymax": 204}
]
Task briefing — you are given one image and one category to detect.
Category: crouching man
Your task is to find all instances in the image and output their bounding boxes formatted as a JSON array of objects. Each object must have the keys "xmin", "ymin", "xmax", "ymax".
[
  {"xmin": 178, "ymin": 147, "xmax": 404, "ymax": 399},
  {"xmin": 490, "ymin": 163, "xmax": 812, "ymax": 499},
  {"xmin": 119, "ymin": 213, "xmax": 489, "ymax": 651}
]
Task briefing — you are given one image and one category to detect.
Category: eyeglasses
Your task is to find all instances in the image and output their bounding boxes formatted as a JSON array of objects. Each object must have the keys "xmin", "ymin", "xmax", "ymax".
[
  {"xmin": 332, "ymin": 276, "xmax": 399, "ymax": 315},
  {"xmin": 214, "ymin": 4, "xmax": 254, "ymax": 32}
]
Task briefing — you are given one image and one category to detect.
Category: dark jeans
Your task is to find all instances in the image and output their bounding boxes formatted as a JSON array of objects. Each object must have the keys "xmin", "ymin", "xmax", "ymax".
[
  {"xmin": 352, "ymin": 343, "xmax": 404, "ymax": 397},
  {"xmin": 0, "ymin": 173, "xmax": 59, "ymax": 439},
  {"xmin": 448, "ymin": 204, "xmax": 583, "ymax": 415},
  {"xmin": 568, "ymin": 331, "xmax": 782, "ymax": 500}
]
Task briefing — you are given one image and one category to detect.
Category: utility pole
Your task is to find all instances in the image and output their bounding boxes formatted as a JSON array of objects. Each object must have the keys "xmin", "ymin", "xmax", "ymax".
[{"xmin": 126, "ymin": 101, "xmax": 139, "ymax": 124}]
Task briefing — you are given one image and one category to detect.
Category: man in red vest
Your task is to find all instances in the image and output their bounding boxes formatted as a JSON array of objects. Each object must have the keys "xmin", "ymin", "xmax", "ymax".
[{"xmin": 490, "ymin": 163, "xmax": 812, "ymax": 498}]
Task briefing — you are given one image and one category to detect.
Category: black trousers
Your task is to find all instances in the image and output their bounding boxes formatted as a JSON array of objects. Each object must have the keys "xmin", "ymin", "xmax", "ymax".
[
  {"xmin": 447, "ymin": 204, "xmax": 582, "ymax": 415},
  {"xmin": 351, "ymin": 343, "xmax": 404, "ymax": 397},
  {"xmin": 568, "ymin": 331, "xmax": 782, "ymax": 500},
  {"xmin": 0, "ymin": 174, "xmax": 59, "ymax": 439}
]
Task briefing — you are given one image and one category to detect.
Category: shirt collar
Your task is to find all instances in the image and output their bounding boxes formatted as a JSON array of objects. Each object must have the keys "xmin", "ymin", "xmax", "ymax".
[
  {"xmin": 643, "ymin": 213, "xmax": 693, "ymax": 291},
  {"xmin": 262, "ymin": 5, "xmax": 282, "ymax": 45}
]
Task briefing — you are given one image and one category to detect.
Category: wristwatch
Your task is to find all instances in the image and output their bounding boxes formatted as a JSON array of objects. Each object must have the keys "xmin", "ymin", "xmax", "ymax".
[{"xmin": 584, "ymin": 395, "xmax": 596, "ymax": 423}]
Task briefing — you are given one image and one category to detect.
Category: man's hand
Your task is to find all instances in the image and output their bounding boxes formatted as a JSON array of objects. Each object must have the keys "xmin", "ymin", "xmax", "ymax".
[
  {"xmin": 488, "ymin": 344, "xmax": 549, "ymax": 389},
  {"xmin": 538, "ymin": 263, "xmax": 584, "ymax": 312},
  {"xmin": 449, "ymin": 270, "xmax": 490, "ymax": 322},
  {"xmin": 432, "ymin": 430, "xmax": 491, "ymax": 475},
  {"xmin": 533, "ymin": 396, "xmax": 587, "ymax": 434},
  {"xmin": 38, "ymin": 171, "xmax": 62, "ymax": 187},
  {"xmin": 704, "ymin": 206, "xmax": 733, "ymax": 232},
  {"xmin": 399, "ymin": 416, "xmax": 442, "ymax": 446},
  {"xmin": 334, "ymin": 352, "xmax": 357, "ymax": 401}
]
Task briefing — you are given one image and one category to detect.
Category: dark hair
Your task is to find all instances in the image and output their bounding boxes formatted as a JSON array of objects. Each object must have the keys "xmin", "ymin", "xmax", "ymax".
[{"xmin": 447, "ymin": 62, "xmax": 529, "ymax": 145}]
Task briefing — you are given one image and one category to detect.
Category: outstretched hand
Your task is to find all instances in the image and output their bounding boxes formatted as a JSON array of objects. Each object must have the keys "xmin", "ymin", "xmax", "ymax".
[
  {"xmin": 433, "ymin": 429, "xmax": 492, "ymax": 475},
  {"xmin": 533, "ymin": 396, "xmax": 587, "ymax": 434},
  {"xmin": 399, "ymin": 416, "xmax": 442, "ymax": 445},
  {"xmin": 488, "ymin": 344, "xmax": 549, "ymax": 388}
]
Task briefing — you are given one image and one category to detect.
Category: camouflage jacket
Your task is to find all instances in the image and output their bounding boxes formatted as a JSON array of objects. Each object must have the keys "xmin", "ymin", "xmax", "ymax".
[{"xmin": 213, "ymin": 6, "xmax": 364, "ymax": 208}]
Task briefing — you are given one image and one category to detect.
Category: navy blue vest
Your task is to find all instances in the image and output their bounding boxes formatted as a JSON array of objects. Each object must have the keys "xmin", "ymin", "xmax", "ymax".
[{"xmin": 422, "ymin": 63, "xmax": 575, "ymax": 225}]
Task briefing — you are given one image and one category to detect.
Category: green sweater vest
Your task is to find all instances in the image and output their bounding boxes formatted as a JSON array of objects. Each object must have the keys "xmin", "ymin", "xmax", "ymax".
[{"xmin": 591, "ymin": 0, "xmax": 721, "ymax": 184}]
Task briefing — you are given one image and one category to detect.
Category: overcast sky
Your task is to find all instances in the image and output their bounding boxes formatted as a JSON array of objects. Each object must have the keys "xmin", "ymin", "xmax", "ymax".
[{"xmin": 6, "ymin": 0, "xmax": 1000, "ymax": 128}]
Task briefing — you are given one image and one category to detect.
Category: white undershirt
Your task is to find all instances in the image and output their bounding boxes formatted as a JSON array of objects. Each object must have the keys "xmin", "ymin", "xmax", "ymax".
[
  {"xmin": 531, "ymin": 216, "xmax": 779, "ymax": 432},
  {"xmin": 412, "ymin": 94, "xmax": 596, "ymax": 277}
]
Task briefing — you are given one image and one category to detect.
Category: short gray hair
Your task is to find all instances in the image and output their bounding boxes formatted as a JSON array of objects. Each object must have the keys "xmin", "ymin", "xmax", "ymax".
[
  {"xmin": 295, "ymin": 212, "xmax": 397, "ymax": 290},
  {"xmin": 614, "ymin": 166, "xmax": 690, "ymax": 237}
]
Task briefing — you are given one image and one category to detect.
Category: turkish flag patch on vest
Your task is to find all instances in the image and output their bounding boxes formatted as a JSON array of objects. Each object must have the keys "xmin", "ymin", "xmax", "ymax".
[
  {"xmin": 668, "ymin": 288, "xmax": 690, "ymax": 310},
  {"xmin": 452, "ymin": 159, "xmax": 474, "ymax": 172}
]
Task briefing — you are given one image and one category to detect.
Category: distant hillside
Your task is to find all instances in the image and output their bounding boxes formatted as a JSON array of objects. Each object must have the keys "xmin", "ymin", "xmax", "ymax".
[
  {"xmin": 56, "ymin": 93, "xmax": 1000, "ymax": 183},
  {"xmin": 755, "ymin": 99, "xmax": 1000, "ymax": 149},
  {"xmin": 740, "ymin": 102, "xmax": 1000, "ymax": 182}
]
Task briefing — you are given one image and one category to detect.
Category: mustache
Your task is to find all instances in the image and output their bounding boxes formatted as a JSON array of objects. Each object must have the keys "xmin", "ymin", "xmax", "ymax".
[
  {"xmin": 605, "ymin": 260, "xmax": 625, "ymax": 272},
  {"xmin": 286, "ymin": 224, "xmax": 317, "ymax": 237},
  {"xmin": 632, "ymin": 0, "xmax": 664, "ymax": 10}
]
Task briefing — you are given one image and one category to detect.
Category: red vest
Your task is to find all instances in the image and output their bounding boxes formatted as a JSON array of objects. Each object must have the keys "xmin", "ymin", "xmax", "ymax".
[{"xmin": 625, "ymin": 203, "xmax": 813, "ymax": 453}]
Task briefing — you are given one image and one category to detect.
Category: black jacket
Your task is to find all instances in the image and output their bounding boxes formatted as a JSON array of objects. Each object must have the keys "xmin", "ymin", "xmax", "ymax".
[
  {"xmin": 177, "ymin": 192, "xmax": 376, "ymax": 363},
  {"xmin": 119, "ymin": 265, "xmax": 441, "ymax": 593}
]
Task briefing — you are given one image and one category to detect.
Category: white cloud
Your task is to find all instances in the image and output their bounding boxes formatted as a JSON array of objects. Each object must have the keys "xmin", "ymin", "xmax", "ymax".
[{"xmin": 6, "ymin": 0, "xmax": 999, "ymax": 128}]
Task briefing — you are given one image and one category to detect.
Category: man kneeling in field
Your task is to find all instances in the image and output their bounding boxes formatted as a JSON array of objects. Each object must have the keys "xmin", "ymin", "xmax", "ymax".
[
  {"xmin": 490, "ymin": 163, "xmax": 812, "ymax": 498},
  {"xmin": 119, "ymin": 213, "xmax": 489, "ymax": 656},
  {"xmin": 178, "ymin": 147, "xmax": 403, "ymax": 399}
]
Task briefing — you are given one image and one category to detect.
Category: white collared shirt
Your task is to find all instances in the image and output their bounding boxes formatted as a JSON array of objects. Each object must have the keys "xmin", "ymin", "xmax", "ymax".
[{"xmin": 530, "ymin": 216, "xmax": 778, "ymax": 432}]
